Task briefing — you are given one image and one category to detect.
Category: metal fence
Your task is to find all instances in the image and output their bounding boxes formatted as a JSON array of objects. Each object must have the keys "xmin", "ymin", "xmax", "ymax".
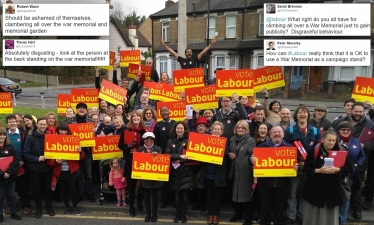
[{"xmin": 0, "ymin": 70, "xmax": 59, "ymax": 85}]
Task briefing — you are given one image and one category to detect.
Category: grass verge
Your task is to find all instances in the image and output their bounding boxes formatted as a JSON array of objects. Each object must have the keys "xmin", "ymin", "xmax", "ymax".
[{"xmin": 0, "ymin": 106, "xmax": 54, "ymax": 125}]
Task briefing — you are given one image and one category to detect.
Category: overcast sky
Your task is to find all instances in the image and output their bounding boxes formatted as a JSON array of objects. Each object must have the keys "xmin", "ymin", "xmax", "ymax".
[
  {"xmin": 2, "ymin": 0, "xmax": 168, "ymax": 18},
  {"xmin": 115, "ymin": 0, "xmax": 166, "ymax": 18}
]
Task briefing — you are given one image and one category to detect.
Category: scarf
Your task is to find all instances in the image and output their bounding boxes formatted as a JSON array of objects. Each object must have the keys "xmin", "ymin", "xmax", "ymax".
[
  {"xmin": 235, "ymin": 133, "xmax": 248, "ymax": 143},
  {"xmin": 131, "ymin": 126, "xmax": 143, "ymax": 149},
  {"xmin": 144, "ymin": 119, "xmax": 155, "ymax": 129},
  {"xmin": 76, "ymin": 114, "xmax": 87, "ymax": 123},
  {"xmin": 144, "ymin": 144, "xmax": 154, "ymax": 153},
  {"xmin": 339, "ymin": 134, "xmax": 352, "ymax": 143},
  {"xmin": 47, "ymin": 125, "xmax": 56, "ymax": 134}
]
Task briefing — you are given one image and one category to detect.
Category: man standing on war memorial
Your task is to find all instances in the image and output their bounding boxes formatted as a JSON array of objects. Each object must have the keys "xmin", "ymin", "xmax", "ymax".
[{"xmin": 160, "ymin": 37, "xmax": 216, "ymax": 69}]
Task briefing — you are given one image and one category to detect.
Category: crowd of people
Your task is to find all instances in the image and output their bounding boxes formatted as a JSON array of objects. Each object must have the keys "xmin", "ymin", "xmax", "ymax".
[{"xmin": 1, "ymin": 41, "xmax": 374, "ymax": 225}]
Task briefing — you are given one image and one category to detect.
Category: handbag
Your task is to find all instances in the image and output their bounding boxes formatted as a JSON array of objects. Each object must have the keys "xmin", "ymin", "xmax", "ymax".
[{"xmin": 341, "ymin": 176, "xmax": 351, "ymax": 202}]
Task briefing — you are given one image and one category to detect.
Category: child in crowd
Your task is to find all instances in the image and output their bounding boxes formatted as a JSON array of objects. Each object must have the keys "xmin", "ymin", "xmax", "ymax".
[
  {"xmin": 109, "ymin": 157, "xmax": 127, "ymax": 207},
  {"xmin": 96, "ymin": 116, "xmax": 115, "ymax": 136}
]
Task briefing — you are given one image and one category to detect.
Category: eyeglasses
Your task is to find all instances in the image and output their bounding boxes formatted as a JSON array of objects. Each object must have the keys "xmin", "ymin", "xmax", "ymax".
[
  {"xmin": 144, "ymin": 137, "xmax": 154, "ymax": 141},
  {"xmin": 145, "ymin": 112, "xmax": 152, "ymax": 115},
  {"xmin": 237, "ymin": 127, "xmax": 246, "ymax": 130},
  {"xmin": 340, "ymin": 128, "xmax": 351, "ymax": 132}
]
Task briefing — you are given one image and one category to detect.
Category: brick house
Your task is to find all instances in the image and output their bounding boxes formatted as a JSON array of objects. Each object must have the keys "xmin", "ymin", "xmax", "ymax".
[{"xmin": 150, "ymin": 0, "xmax": 374, "ymax": 97}]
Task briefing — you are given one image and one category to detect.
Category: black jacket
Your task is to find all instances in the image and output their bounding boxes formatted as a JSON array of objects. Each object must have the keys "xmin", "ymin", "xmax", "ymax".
[
  {"xmin": 309, "ymin": 117, "xmax": 332, "ymax": 131},
  {"xmin": 302, "ymin": 143, "xmax": 353, "ymax": 208},
  {"xmin": 257, "ymin": 140, "xmax": 292, "ymax": 187},
  {"xmin": 211, "ymin": 103, "xmax": 248, "ymax": 139},
  {"xmin": 165, "ymin": 136, "xmax": 195, "ymax": 191},
  {"xmin": 136, "ymin": 145, "xmax": 164, "ymax": 189},
  {"xmin": 23, "ymin": 129, "xmax": 51, "ymax": 172},
  {"xmin": 154, "ymin": 120, "xmax": 176, "ymax": 154},
  {"xmin": 0, "ymin": 144, "xmax": 20, "ymax": 184},
  {"xmin": 198, "ymin": 139, "xmax": 229, "ymax": 188}
]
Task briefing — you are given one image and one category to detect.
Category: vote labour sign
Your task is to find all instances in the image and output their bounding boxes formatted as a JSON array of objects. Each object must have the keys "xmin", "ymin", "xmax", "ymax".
[
  {"xmin": 100, "ymin": 51, "xmax": 116, "ymax": 70},
  {"xmin": 98, "ymin": 79, "xmax": 128, "ymax": 105},
  {"xmin": 173, "ymin": 68, "xmax": 205, "ymax": 92},
  {"xmin": 120, "ymin": 50, "xmax": 140, "ymax": 67},
  {"xmin": 186, "ymin": 132, "xmax": 226, "ymax": 165},
  {"xmin": 68, "ymin": 123, "xmax": 95, "ymax": 147},
  {"xmin": 253, "ymin": 147, "xmax": 297, "ymax": 177},
  {"xmin": 131, "ymin": 152, "xmax": 170, "ymax": 181},
  {"xmin": 71, "ymin": 88, "xmax": 99, "ymax": 109},
  {"xmin": 128, "ymin": 63, "xmax": 152, "ymax": 82},
  {"xmin": 0, "ymin": 92, "xmax": 13, "ymax": 114},
  {"xmin": 216, "ymin": 69, "xmax": 254, "ymax": 97},
  {"xmin": 57, "ymin": 94, "xmax": 71, "ymax": 114},
  {"xmin": 44, "ymin": 134, "xmax": 80, "ymax": 160},
  {"xmin": 352, "ymin": 76, "xmax": 374, "ymax": 103},
  {"xmin": 93, "ymin": 136, "xmax": 123, "ymax": 160},
  {"xmin": 185, "ymin": 85, "xmax": 218, "ymax": 110},
  {"xmin": 144, "ymin": 81, "xmax": 180, "ymax": 102},
  {"xmin": 156, "ymin": 101, "xmax": 186, "ymax": 122},
  {"xmin": 253, "ymin": 66, "xmax": 285, "ymax": 92}
]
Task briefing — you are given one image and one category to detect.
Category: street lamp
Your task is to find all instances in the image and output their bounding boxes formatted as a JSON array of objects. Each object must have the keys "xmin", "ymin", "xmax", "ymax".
[{"xmin": 205, "ymin": 0, "xmax": 210, "ymax": 83}]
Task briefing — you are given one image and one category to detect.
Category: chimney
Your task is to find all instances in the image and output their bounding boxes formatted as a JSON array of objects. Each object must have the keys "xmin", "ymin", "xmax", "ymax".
[
  {"xmin": 128, "ymin": 22, "xmax": 138, "ymax": 49},
  {"xmin": 105, "ymin": 0, "xmax": 113, "ymax": 16},
  {"xmin": 165, "ymin": 0, "xmax": 175, "ymax": 8},
  {"xmin": 6, "ymin": 0, "xmax": 13, "ymax": 3}
]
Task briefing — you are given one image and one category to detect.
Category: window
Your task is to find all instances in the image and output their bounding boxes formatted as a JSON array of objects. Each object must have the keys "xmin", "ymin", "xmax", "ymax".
[
  {"xmin": 257, "ymin": 55, "xmax": 264, "ymax": 67},
  {"xmin": 361, "ymin": 66, "xmax": 369, "ymax": 76},
  {"xmin": 159, "ymin": 56, "xmax": 168, "ymax": 75},
  {"xmin": 339, "ymin": 67, "xmax": 354, "ymax": 80},
  {"xmin": 162, "ymin": 22, "xmax": 169, "ymax": 42},
  {"xmin": 216, "ymin": 56, "xmax": 225, "ymax": 69},
  {"xmin": 171, "ymin": 57, "xmax": 177, "ymax": 72},
  {"xmin": 259, "ymin": 12, "xmax": 264, "ymax": 36},
  {"xmin": 207, "ymin": 17, "xmax": 216, "ymax": 39},
  {"xmin": 226, "ymin": 16, "xmax": 236, "ymax": 38},
  {"xmin": 229, "ymin": 57, "xmax": 236, "ymax": 69}
]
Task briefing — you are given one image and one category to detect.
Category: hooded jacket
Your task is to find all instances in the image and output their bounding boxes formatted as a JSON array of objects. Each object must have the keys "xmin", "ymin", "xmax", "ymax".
[{"xmin": 0, "ymin": 144, "xmax": 20, "ymax": 184}]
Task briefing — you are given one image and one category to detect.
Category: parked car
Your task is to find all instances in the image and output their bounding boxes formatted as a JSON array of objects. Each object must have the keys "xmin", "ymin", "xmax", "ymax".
[{"xmin": 0, "ymin": 78, "xmax": 22, "ymax": 95}]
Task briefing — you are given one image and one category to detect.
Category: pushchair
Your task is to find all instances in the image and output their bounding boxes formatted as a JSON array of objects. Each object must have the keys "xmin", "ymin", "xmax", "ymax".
[{"xmin": 97, "ymin": 158, "xmax": 125, "ymax": 205}]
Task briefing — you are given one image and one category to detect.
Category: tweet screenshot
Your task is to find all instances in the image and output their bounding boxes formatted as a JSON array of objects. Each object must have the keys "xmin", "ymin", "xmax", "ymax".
[
  {"xmin": 264, "ymin": 40, "xmax": 370, "ymax": 66},
  {"xmin": 263, "ymin": 3, "xmax": 370, "ymax": 36},
  {"xmin": 2, "ymin": 3, "xmax": 110, "ymax": 66}
]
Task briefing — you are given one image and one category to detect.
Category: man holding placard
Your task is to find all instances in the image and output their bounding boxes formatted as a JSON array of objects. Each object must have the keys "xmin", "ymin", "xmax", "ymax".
[
  {"xmin": 252, "ymin": 126, "xmax": 299, "ymax": 225},
  {"xmin": 23, "ymin": 117, "xmax": 54, "ymax": 219}
]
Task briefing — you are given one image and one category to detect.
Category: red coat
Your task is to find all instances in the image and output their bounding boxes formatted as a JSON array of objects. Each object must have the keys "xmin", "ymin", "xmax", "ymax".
[{"xmin": 47, "ymin": 151, "xmax": 85, "ymax": 177}]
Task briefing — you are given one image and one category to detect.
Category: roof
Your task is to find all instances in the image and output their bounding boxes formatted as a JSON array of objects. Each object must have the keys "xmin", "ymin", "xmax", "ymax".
[
  {"xmin": 154, "ymin": 40, "xmax": 242, "ymax": 52},
  {"xmin": 110, "ymin": 16, "xmax": 151, "ymax": 48},
  {"xmin": 151, "ymin": 0, "xmax": 246, "ymax": 18},
  {"xmin": 249, "ymin": 0, "xmax": 309, "ymax": 8}
]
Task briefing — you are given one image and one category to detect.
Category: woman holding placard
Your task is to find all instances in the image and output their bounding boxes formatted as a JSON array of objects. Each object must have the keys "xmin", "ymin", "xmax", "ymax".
[
  {"xmin": 165, "ymin": 121, "xmax": 194, "ymax": 224},
  {"xmin": 228, "ymin": 120, "xmax": 256, "ymax": 225},
  {"xmin": 197, "ymin": 121, "xmax": 228, "ymax": 225},
  {"xmin": 302, "ymin": 129, "xmax": 352, "ymax": 225},
  {"xmin": 0, "ymin": 127, "xmax": 22, "ymax": 222},
  {"xmin": 118, "ymin": 110, "xmax": 148, "ymax": 217},
  {"xmin": 136, "ymin": 132, "xmax": 163, "ymax": 222},
  {"xmin": 47, "ymin": 122, "xmax": 84, "ymax": 216}
]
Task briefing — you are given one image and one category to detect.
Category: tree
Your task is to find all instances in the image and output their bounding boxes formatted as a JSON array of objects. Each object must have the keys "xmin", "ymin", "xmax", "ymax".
[
  {"xmin": 141, "ymin": 49, "xmax": 152, "ymax": 64},
  {"xmin": 124, "ymin": 9, "xmax": 146, "ymax": 28},
  {"xmin": 113, "ymin": 2, "xmax": 125, "ymax": 24}
]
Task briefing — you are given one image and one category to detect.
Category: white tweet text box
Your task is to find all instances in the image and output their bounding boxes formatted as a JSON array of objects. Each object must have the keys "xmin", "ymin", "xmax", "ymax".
[
  {"xmin": 3, "ymin": 39, "xmax": 110, "ymax": 66},
  {"xmin": 3, "ymin": 4, "xmax": 109, "ymax": 36},
  {"xmin": 264, "ymin": 39, "xmax": 370, "ymax": 66},
  {"xmin": 264, "ymin": 4, "xmax": 370, "ymax": 36}
]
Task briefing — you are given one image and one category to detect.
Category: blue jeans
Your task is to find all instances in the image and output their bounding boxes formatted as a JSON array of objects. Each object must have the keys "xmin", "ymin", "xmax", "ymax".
[
  {"xmin": 287, "ymin": 174, "xmax": 306, "ymax": 220},
  {"xmin": 0, "ymin": 181, "xmax": 16, "ymax": 214},
  {"xmin": 77, "ymin": 149, "xmax": 93, "ymax": 195},
  {"xmin": 339, "ymin": 177, "xmax": 354, "ymax": 224}
]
